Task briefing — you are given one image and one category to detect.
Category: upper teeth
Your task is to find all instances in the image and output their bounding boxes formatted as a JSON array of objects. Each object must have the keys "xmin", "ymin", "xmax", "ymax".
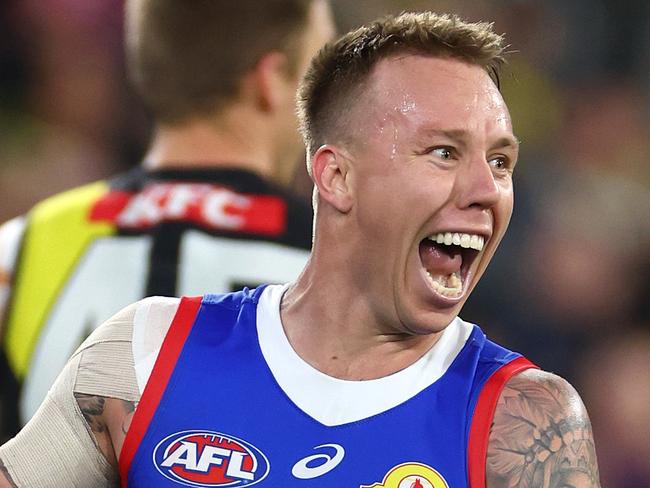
[{"xmin": 428, "ymin": 232, "xmax": 485, "ymax": 251}]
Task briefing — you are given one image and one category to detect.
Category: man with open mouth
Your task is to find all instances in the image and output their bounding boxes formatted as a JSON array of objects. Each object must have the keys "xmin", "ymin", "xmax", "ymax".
[{"xmin": 0, "ymin": 10, "xmax": 600, "ymax": 488}]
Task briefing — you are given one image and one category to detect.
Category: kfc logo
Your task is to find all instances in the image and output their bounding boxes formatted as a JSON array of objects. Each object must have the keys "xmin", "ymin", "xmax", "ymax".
[{"xmin": 90, "ymin": 183, "xmax": 287, "ymax": 236}]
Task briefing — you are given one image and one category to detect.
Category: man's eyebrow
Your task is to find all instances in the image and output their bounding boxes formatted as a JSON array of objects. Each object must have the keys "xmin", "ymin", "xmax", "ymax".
[
  {"xmin": 416, "ymin": 127, "xmax": 520, "ymax": 150},
  {"xmin": 416, "ymin": 128, "xmax": 467, "ymax": 143},
  {"xmin": 490, "ymin": 136, "xmax": 520, "ymax": 151}
]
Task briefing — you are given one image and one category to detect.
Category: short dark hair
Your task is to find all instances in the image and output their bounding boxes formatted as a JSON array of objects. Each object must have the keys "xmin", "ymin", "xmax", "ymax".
[
  {"xmin": 125, "ymin": 0, "xmax": 314, "ymax": 124},
  {"xmin": 297, "ymin": 12, "xmax": 508, "ymax": 159}
]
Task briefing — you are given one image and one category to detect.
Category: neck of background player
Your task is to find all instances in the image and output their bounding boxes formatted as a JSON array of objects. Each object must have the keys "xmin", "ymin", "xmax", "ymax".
[{"xmin": 143, "ymin": 113, "xmax": 277, "ymax": 181}]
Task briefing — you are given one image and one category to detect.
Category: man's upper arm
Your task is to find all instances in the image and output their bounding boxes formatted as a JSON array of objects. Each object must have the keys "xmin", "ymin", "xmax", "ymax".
[
  {"xmin": 0, "ymin": 460, "xmax": 18, "ymax": 488},
  {"xmin": 0, "ymin": 299, "xmax": 148, "ymax": 487},
  {"xmin": 0, "ymin": 352, "xmax": 118, "ymax": 487},
  {"xmin": 486, "ymin": 369, "xmax": 601, "ymax": 488}
]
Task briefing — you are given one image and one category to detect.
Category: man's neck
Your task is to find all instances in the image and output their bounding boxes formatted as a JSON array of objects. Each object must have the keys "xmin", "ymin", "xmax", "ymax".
[
  {"xmin": 280, "ymin": 248, "xmax": 443, "ymax": 381},
  {"xmin": 144, "ymin": 117, "xmax": 274, "ymax": 180}
]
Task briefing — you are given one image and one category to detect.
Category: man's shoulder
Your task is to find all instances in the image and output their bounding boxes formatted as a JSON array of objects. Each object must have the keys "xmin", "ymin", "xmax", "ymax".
[
  {"xmin": 496, "ymin": 369, "xmax": 589, "ymax": 432},
  {"xmin": 486, "ymin": 369, "xmax": 600, "ymax": 487},
  {"xmin": 77, "ymin": 296, "xmax": 182, "ymax": 354},
  {"xmin": 72, "ymin": 297, "xmax": 183, "ymax": 405}
]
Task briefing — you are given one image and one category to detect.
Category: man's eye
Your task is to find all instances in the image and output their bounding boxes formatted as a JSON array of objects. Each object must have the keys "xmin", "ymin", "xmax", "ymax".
[
  {"xmin": 431, "ymin": 147, "xmax": 452, "ymax": 159},
  {"xmin": 489, "ymin": 156, "xmax": 508, "ymax": 170}
]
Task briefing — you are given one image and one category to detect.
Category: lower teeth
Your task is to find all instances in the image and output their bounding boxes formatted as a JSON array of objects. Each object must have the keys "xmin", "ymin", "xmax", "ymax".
[{"xmin": 426, "ymin": 271, "xmax": 462, "ymax": 297}]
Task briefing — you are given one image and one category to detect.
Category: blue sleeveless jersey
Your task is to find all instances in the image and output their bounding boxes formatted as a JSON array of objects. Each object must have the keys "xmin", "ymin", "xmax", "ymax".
[{"xmin": 119, "ymin": 287, "xmax": 536, "ymax": 488}]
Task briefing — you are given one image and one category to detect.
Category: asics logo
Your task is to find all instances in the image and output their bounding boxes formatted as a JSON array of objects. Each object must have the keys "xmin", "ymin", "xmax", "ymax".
[{"xmin": 291, "ymin": 444, "xmax": 345, "ymax": 479}]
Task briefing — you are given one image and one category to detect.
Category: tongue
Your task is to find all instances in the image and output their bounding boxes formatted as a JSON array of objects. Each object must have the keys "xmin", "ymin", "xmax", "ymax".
[{"xmin": 419, "ymin": 240, "xmax": 462, "ymax": 276}]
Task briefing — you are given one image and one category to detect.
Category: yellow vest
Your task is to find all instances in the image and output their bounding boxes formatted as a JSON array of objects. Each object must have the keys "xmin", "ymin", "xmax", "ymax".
[{"xmin": 4, "ymin": 181, "xmax": 114, "ymax": 379}]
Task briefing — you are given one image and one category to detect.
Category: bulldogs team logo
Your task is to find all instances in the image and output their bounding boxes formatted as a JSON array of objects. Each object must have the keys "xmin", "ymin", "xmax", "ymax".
[
  {"xmin": 361, "ymin": 462, "xmax": 449, "ymax": 488},
  {"xmin": 153, "ymin": 430, "xmax": 270, "ymax": 487}
]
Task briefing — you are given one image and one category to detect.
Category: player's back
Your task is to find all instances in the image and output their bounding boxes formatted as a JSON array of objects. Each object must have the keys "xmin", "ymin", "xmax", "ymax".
[{"xmin": 0, "ymin": 166, "xmax": 312, "ymax": 437}]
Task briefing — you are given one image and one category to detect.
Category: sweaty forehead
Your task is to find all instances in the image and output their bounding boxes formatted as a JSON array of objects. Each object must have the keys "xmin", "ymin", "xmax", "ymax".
[{"xmin": 362, "ymin": 54, "xmax": 512, "ymax": 133}]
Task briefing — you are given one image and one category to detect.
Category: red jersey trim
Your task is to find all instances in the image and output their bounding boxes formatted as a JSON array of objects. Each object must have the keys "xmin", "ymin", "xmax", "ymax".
[
  {"xmin": 118, "ymin": 296, "xmax": 203, "ymax": 487},
  {"xmin": 467, "ymin": 356, "xmax": 538, "ymax": 488}
]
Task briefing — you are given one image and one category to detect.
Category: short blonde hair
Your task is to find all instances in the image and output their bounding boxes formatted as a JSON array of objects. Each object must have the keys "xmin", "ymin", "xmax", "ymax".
[{"xmin": 297, "ymin": 12, "xmax": 508, "ymax": 162}]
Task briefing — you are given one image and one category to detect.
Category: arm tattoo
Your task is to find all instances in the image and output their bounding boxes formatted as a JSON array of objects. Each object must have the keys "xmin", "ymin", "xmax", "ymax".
[
  {"xmin": 74, "ymin": 393, "xmax": 107, "ymax": 434},
  {"xmin": 120, "ymin": 400, "xmax": 137, "ymax": 435},
  {"xmin": 0, "ymin": 458, "xmax": 19, "ymax": 488},
  {"xmin": 74, "ymin": 393, "xmax": 125, "ymax": 468},
  {"xmin": 486, "ymin": 371, "xmax": 600, "ymax": 488}
]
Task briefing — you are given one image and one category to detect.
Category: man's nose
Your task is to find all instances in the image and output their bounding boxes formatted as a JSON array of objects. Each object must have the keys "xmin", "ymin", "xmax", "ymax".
[{"xmin": 454, "ymin": 155, "xmax": 501, "ymax": 210}]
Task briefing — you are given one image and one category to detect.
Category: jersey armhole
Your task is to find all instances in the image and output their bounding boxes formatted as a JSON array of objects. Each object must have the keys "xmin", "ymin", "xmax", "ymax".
[
  {"xmin": 467, "ymin": 356, "xmax": 538, "ymax": 488},
  {"xmin": 118, "ymin": 295, "xmax": 203, "ymax": 487}
]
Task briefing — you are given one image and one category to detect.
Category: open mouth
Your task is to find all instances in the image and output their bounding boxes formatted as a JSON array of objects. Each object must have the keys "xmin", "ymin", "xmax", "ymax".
[{"xmin": 418, "ymin": 232, "xmax": 484, "ymax": 298}]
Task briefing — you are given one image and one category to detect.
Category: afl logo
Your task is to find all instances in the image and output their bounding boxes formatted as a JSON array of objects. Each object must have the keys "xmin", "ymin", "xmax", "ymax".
[{"xmin": 153, "ymin": 430, "xmax": 270, "ymax": 487}]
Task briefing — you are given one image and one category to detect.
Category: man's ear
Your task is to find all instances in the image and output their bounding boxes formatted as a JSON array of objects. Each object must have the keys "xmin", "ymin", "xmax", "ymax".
[
  {"xmin": 250, "ymin": 51, "xmax": 292, "ymax": 112},
  {"xmin": 311, "ymin": 145, "xmax": 354, "ymax": 213}
]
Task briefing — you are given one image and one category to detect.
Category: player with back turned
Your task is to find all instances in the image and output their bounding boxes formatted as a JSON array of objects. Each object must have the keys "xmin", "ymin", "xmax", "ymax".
[
  {"xmin": 0, "ymin": 11, "xmax": 600, "ymax": 488},
  {"xmin": 0, "ymin": 0, "xmax": 335, "ymax": 440}
]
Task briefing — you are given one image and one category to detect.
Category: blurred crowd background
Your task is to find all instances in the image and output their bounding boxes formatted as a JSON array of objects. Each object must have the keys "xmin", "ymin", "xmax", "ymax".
[{"xmin": 0, "ymin": 1, "xmax": 648, "ymax": 486}]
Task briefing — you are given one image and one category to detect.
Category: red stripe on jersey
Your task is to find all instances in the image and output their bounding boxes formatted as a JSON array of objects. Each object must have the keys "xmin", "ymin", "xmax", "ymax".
[
  {"xmin": 467, "ymin": 356, "xmax": 538, "ymax": 488},
  {"xmin": 89, "ymin": 190, "xmax": 132, "ymax": 221},
  {"xmin": 119, "ymin": 296, "xmax": 203, "ymax": 487},
  {"xmin": 88, "ymin": 183, "xmax": 287, "ymax": 236}
]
